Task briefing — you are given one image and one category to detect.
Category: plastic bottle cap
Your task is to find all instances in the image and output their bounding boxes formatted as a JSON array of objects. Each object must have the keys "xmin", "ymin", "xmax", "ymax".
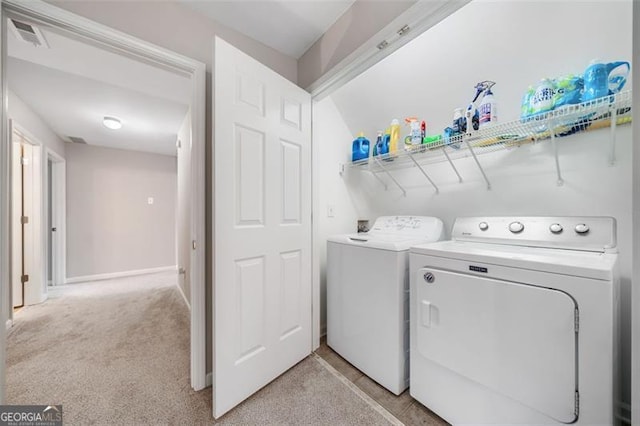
[{"xmin": 358, "ymin": 132, "xmax": 365, "ymax": 137}]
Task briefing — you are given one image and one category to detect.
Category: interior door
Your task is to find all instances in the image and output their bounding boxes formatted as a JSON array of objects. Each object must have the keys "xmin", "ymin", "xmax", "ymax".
[
  {"xmin": 213, "ymin": 37, "xmax": 312, "ymax": 418},
  {"xmin": 416, "ymin": 267, "xmax": 578, "ymax": 423}
]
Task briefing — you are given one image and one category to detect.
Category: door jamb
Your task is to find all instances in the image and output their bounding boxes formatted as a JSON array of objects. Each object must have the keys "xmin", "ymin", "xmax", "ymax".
[
  {"xmin": 11, "ymin": 120, "xmax": 45, "ymax": 306},
  {"xmin": 0, "ymin": 0, "xmax": 208, "ymax": 391},
  {"xmin": 45, "ymin": 147, "xmax": 65, "ymax": 287}
]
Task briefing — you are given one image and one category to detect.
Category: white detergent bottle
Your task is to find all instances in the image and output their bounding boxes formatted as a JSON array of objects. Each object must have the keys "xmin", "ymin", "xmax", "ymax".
[{"xmin": 479, "ymin": 88, "xmax": 498, "ymax": 128}]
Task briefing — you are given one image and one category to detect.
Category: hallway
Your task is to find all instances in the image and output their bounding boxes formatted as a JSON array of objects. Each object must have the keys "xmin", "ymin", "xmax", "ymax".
[{"xmin": 7, "ymin": 272, "xmax": 211, "ymax": 423}]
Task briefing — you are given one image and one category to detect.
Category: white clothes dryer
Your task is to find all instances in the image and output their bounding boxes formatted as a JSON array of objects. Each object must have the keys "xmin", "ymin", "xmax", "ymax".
[
  {"xmin": 410, "ymin": 216, "xmax": 619, "ymax": 425},
  {"xmin": 327, "ymin": 216, "xmax": 445, "ymax": 395}
]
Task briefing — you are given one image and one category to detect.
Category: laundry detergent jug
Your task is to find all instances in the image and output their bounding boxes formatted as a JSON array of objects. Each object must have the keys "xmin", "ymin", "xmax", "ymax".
[{"xmin": 582, "ymin": 59, "xmax": 630, "ymax": 102}]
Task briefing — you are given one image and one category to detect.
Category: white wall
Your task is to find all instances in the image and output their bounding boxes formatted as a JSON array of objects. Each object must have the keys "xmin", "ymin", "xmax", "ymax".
[
  {"xmin": 313, "ymin": 97, "xmax": 375, "ymax": 333},
  {"xmin": 317, "ymin": 0, "xmax": 633, "ymax": 416},
  {"xmin": 8, "ymin": 90, "xmax": 65, "ymax": 158},
  {"xmin": 176, "ymin": 111, "xmax": 191, "ymax": 304},
  {"xmin": 65, "ymin": 143, "xmax": 176, "ymax": 279}
]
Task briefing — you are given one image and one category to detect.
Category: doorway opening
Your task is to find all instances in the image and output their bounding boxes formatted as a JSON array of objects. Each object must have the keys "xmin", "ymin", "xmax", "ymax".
[
  {"xmin": 45, "ymin": 149, "xmax": 65, "ymax": 287},
  {"xmin": 0, "ymin": 2, "xmax": 207, "ymax": 392}
]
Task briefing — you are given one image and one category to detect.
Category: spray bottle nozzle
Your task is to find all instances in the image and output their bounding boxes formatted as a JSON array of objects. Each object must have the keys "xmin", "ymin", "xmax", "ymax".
[{"xmin": 472, "ymin": 80, "xmax": 496, "ymax": 102}]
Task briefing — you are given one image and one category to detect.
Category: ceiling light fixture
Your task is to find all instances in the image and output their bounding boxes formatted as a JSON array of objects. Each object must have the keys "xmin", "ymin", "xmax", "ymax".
[{"xmin": 103, "ymin": 116, "xmax": 122, "ymax": 130}]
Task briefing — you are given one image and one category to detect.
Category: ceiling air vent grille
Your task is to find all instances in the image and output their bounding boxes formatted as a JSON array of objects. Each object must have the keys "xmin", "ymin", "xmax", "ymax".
[
  {"xmin": 9, "ymin": 19, "xmax": 49, "ymax": 48},
  {"xmin": 68, "ymin": 137, "xmax": 87, "ymax": 144}
]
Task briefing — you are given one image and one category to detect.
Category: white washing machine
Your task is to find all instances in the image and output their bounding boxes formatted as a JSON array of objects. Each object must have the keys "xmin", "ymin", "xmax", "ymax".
[
  {"xmin": 327, "ymin": 216, "xmax": 445, "ymax": 395},
  {"xmin": 410, "ymin": 216, "xmax": 619, "ymax": 425}
]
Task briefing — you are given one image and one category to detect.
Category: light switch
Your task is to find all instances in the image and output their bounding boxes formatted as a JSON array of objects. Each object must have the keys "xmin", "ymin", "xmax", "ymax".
[
  {"xmin": 327, "ymin": 205, "xmax": 335, "ymax": 218},
  {"xmin": 148, "ymin": 197, "xmax": 154, "ymax": 205}
]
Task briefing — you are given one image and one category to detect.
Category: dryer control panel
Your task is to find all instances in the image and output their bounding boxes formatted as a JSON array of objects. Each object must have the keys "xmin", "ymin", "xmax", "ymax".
[{"xmin": 452, "ymin": 216, "xmax": 617, "ymax": 253}]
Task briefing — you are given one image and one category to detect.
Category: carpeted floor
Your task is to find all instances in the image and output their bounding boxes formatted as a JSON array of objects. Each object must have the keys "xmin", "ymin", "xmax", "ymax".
[{"xmin": 6, "ymin": 272, "xmax": 394, "ymax": 425}]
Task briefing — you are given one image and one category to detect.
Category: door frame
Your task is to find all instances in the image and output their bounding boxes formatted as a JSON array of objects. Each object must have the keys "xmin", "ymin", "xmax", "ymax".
[
  {"xmin": 10, "ymin": 120, "xmax": 45, "ymax": 308},
  {"xmin": 0, "ymin": 0, "xmax": 208, "ymax": 391},
  {"xmin": 45, "ymin": 147, "xmax": 65, "ymax": 287}
]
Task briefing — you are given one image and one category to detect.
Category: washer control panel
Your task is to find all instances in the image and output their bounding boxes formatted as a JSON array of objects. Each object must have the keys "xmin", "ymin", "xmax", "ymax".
[
  {"xmin": 369, "ymin": 216, "xmax": 445, "ymax": 239},
  {"xmin": 452, "ymin": 216, "xmax": 617, "ymax": 252}
]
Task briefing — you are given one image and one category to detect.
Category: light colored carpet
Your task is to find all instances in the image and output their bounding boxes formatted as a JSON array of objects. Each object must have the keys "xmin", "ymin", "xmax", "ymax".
[{"xmin": 7, "ymin": 273, "xmax": 394, "ymax": 425}]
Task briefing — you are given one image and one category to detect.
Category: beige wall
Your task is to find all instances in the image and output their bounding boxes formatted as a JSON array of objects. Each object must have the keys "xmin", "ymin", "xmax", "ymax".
[
  {"xmin": 65, "ymin": 143, "xmax": 176, "ymax": 278},
  {"xmin": 47, "ymin": 0, "xmax": 297, "ymax": 84},
  {"xmin": 8, "ymin": 90, "xmax": 66, "ymax": 158},
  {"xmin": 176, "ymin": 112, "xmax": 191, "ymax": 303},
  {"xmin": 297, "ymin": 0, "xmax": 415, "ymax": 89}
]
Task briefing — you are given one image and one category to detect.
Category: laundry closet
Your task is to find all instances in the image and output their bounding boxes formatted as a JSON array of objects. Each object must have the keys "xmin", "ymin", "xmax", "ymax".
[{"xmin": 313, "ymin": 0, "xmax": 633, "ymax": 423}]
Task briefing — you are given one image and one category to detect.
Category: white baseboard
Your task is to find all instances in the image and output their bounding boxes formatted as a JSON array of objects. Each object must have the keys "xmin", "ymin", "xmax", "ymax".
[
  {"xmin": 6, "ymin": 319, "xmax": 12, "ymax": 331},
  {"xmin": 206, "ymin": 372, "xmax": 212, "ymax": 388},
  {"xmin": 65, "ymin": 266, "xmax": 177, "ymax": 284},
  {"xmin": 176, "ymin": 282, "xmax": 190, "ymax": 310}
]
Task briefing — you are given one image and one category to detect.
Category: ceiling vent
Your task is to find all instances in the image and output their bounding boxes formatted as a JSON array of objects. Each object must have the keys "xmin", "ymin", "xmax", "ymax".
[
  {"xmin": 68, "ymin": 137, "xmax": 87, "ymax": 144},
  {"xmin": 9, "ymin": 19, "xmax": 49, "ymax": 48}
]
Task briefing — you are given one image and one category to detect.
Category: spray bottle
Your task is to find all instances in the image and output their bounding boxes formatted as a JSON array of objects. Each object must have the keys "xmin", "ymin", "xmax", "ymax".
[
  {"xmin": 466, "ymin": 81, "xmax": 495, "ymax": 133},
  {"xmin": 479, "ymin": 85, "xmax": 498, "ymax": 128},
  {"xmin": 404, "ymin": 117, "xmax": 422, "ymax": 149}
]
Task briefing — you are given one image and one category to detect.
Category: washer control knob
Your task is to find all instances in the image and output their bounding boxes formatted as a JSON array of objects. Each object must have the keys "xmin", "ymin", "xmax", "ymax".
[
  {"xmin": 509, "ymin": 221, "xmax": 524, "ymax": 233},
  {"xmin": 549, "ymin": 223, "xmax": 563, "ymax": 234},
  {"xmin": 575, "ymin": 223, "xmax": 590, "ymax": 234},
  {"xmin": 479, "ymin": 222, "xmax": 489, "ymax": 231}
]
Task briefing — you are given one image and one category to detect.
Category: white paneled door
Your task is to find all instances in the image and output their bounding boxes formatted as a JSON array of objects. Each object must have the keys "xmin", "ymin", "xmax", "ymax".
[{"xmin": 213, "ymin": 37, "xmax": 312, "ymax": 418}]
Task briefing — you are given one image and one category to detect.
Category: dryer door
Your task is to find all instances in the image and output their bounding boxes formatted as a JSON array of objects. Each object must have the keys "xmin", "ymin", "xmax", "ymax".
[{"xmin": 416, "ymin": 267, "xmax": 577, "ymax": 423}]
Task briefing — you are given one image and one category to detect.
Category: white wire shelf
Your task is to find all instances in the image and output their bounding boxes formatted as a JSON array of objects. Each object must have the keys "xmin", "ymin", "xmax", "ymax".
[{"xmin": 349, "ymin": 91, "xmax": 632, "ymax": 194}]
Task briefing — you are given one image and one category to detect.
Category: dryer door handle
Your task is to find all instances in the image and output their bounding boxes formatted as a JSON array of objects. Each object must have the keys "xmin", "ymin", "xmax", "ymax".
[{"xmin": 421, "ymin": 300, "xmax": 432, "ymax": 328}]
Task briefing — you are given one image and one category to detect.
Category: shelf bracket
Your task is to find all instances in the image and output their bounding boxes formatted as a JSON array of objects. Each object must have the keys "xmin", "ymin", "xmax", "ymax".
[
  {"xmin": 441, "ymin": 147, "xmax": 463, "ymax": 183},
  {"xmin": 374, "ymin": 157, "xmax": 407, "ymax": 196},
  {"xmin": 464, "ymin": 138, "xmax": 491, "ymax": 190},
  {"xmin": 550, "ymin": 120, "xmax": 564, "ymax": 186},
  {"xmin": 407, "ymin": 151, "xmax": 439, "ymax": 193},
  {"xmin": 609, "ymin": 103, "xmax": 617, "ymax": 165},
  {"xmin": 369, "ymin": 171, "xmax": 388, "ymax": 190}
]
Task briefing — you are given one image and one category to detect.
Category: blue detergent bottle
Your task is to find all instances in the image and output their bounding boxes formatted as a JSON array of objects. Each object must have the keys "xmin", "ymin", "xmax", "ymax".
[
  {"xmin": 352, "ymin": 132, "xmax": 370, "ymax": 162},
  {"xmin": 373, "ymin": 131, "xmax": 383, "ymax": 156}
]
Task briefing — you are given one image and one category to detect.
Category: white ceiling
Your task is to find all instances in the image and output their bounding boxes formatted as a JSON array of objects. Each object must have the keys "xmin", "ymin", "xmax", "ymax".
[
  {"xmin": 7, "ymin": 24, "xmax": 191, "ymax": 156},
  {"xmin": 179, "ymin": 0, "xmax": 356, "ymax": 58}
]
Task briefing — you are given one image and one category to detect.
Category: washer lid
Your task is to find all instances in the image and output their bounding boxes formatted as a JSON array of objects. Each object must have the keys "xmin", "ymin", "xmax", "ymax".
[{"xmin": 411, "ymin": 240, "xmax": 617, "ymax": 280}]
